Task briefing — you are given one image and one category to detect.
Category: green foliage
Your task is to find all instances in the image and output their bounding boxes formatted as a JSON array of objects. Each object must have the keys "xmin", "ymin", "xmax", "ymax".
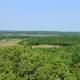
[
  {"xmin": 19, "ymin": 36, "xmax": 80, "ymax": 46},
  {"xmin": 0, "ymin": 44, "xmax": 80, "ymax": 80},
  {"xmin": 0, "ymin": 35, "xmax": 80, "ymax": 80}
]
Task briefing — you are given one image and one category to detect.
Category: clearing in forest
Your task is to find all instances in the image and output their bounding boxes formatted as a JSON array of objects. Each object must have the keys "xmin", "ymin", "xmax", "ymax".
[
  {"xmin": 32, "ymin": 45, "xmax": 61, "ymax": 48},
  {"xmin": 0, "ymin": 39, "xmax": 21, "ymax": 47}
]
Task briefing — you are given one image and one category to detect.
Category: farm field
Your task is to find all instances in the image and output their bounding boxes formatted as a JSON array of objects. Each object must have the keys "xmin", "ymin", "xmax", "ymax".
[
  {"xmin": 0, "ymin": 31, "xmax": 80, "ymax": 80},
  {"xmin": 0, "ymin": 39, "xmax": 21, "ymax": 47}
]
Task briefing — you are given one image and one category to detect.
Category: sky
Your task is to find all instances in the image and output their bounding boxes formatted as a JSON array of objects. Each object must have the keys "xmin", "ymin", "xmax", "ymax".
[{"xmin": 0, "ymin": 0, "xmax": 80, "ymax": 31}]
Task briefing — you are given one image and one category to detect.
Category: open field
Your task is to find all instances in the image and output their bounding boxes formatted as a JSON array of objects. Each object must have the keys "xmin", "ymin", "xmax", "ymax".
[
  {"xmin": 0, "ymin": 39, "xmax": 21, "ymax": 47},
  {"xmin": 32, "ymin": 45, "xmax": 61, "ymax": 48}
]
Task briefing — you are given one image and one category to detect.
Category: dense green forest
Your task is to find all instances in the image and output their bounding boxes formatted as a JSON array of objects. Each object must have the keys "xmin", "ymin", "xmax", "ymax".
[
  {"xmin": 0, "ymin": 32, "xmax": 80, "ymax": 80},
  {"xmin": 19, "ymin": 36, "xmax": 80, "ymax": 46}
]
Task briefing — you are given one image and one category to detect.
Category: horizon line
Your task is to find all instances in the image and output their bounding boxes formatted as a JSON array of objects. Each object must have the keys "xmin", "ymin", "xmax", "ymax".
[{"xmin": 0, "ymin": 30, "xmax": 80, "ymax": 33}]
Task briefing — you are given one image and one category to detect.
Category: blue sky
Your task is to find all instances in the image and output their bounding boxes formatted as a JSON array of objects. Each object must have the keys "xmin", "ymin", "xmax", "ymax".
[{"xmin": 0, "ymin": 0, "xmax": 80, "ymax": 31}]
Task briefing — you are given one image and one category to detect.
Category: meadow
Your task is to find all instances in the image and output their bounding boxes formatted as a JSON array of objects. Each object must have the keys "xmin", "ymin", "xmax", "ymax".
[{"xmin": 0, "ymin": 31, "xmax": 80, "ymax": 80}]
